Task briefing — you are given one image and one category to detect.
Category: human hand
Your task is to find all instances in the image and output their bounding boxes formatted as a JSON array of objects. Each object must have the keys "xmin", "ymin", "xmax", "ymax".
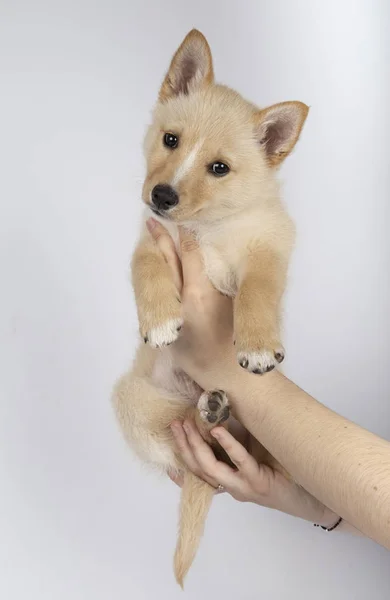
[{"xmin": 169, "ymin": 419, "xmax": 338, "ymax": 526}]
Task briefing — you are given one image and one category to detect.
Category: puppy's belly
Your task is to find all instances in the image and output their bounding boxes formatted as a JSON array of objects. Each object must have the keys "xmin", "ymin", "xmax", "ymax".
[{"xmin": 151, "ymin": 350, "xmax": 202, "ymax": 402}]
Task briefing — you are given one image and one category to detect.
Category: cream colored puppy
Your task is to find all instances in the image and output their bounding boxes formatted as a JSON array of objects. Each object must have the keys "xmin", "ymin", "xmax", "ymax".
[{"xmin": 112, "ymin": 29, "xmax": 308, "ymax": 587}]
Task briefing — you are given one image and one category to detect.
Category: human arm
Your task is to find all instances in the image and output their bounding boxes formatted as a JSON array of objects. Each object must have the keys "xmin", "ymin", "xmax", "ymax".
[{"xmin": 147, "ymin": 217, "xmax": 390, "ymax": 547}]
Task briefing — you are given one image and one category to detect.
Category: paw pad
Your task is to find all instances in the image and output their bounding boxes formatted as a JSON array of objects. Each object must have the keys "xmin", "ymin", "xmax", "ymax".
[{"xmin": 198, "ymin": 390, "xmax": 230, "ymax": 425}]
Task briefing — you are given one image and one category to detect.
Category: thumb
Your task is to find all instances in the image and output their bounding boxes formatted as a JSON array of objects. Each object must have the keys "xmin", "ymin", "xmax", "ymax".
[{"xmin": 179, "ymin": 227, "xmax": 213, "ymax": 289}]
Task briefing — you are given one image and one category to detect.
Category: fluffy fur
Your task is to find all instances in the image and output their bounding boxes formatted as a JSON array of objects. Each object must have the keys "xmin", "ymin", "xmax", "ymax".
[{"xmin": 112, "ymin": 29, "xmax": 309, "ymax": 587}]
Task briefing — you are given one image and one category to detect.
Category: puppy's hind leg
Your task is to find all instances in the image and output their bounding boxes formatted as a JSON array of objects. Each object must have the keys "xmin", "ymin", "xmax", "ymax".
[
  {"xmin": 195, "ymin": 389, "xmax": 230, "ymax": 434},
  {"xmin": 194, "ymin": 389, "xmax": 234, "ymax": 466},
  {"xmin": 112, "ymin": 370, "xmax": 188, "ymax": 472}
]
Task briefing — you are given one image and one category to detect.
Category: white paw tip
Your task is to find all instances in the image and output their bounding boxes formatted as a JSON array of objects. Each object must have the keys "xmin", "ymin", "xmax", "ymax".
[
  {"xmin": 147, "ymin": 318, "xmax": 183, "ymax": 348},
  {"xmin": 237, "ymin": 349, "xmax": 284, "ymax": 374}
]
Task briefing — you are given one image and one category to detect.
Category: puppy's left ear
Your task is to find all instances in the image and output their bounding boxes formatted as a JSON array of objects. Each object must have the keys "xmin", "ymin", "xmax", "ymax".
[
  {"xmin": 254, "ymin": 101, "xmax": 309, "ymax": 167},
  {"xmin": 159, "ymin": 29, "xmax": 214, "ymax": 102}
]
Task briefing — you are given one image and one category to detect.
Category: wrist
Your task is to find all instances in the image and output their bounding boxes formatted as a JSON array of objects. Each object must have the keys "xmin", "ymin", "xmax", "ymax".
[
  {"xmin": 263, "ymin": 473, "xmax": 334, "ymax": 525},
  {"xmin": 316, "ymin": 505, "xmax": 340, "ymax": 529}
]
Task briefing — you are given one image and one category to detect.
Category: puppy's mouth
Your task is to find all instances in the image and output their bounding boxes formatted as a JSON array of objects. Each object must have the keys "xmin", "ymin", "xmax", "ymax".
[{"xmin": 149, "ymin": 205, "xmax": 171, "ymax": 219}]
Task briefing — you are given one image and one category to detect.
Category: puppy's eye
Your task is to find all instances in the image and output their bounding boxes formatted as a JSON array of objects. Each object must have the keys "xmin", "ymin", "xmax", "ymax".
[
  {"xmin": 209, "ymin": 162, "xmax": 230, "ymax": 177},
  {"xmin": 163, "ymin": 133, "xmax": 178, "ymax": 149}
]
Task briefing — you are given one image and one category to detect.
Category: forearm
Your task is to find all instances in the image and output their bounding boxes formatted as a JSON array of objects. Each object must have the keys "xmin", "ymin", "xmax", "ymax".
[{"xmin": 200, "ymin": 363, "xmax": 390, "ymax": 548}]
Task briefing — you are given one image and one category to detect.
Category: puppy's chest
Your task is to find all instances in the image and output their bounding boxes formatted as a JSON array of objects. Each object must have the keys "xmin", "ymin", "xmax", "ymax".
[
  {"xmin": 200, "ymin": 242, "xmax": 238, "ymax": 297},
  {"xmin": 156, "ymin": 219, "xmax": 238, "ymax": 297}
]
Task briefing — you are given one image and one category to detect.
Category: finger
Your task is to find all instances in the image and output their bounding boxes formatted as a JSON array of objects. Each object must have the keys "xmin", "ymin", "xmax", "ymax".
[
  {"xmin": 147, "ymin": 218, "xmax": 183, "ymax": 292},
  {"xmin": 211, "ymin": 427, "xmax": 258, "ymax": 477},
  {"xmin": 168, "ymin": 434, "xmax": 223, "ymax": 492},
  {"xmin": 179, "ymin": 228, "xmax": 214, "ymax": 291},
  {"xmin": 183, "ymin": 420, "xmax": 239, "ymax": 487},
  {"xmin": 170, "ymin": 422, "xmax": 202, "ymax": 475},
  {"xmin": 146, "ymin": 216, "xmax": 172, "ymax": 243}
]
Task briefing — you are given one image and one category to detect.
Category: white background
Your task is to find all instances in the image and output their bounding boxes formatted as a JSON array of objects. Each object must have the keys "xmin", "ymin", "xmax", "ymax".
[{"xmin": 1, "ymin": 1, "xmax": 389, "ymax": 598}]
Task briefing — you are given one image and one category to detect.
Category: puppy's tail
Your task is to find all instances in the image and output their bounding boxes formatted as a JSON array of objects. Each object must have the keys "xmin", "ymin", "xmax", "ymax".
[{"xmin": 174, "ymin": 471, "xmax": 215, "ymax": 588}]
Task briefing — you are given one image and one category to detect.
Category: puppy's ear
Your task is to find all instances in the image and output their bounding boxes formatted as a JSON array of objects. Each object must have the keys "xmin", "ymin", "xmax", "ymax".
[
  {"xmin": 159, "ymin": 29, "xmax": 214, "ymax": 102},
  {"xmin": 254, "ymin": 101, "xmax": 309, "ymax": 167}
]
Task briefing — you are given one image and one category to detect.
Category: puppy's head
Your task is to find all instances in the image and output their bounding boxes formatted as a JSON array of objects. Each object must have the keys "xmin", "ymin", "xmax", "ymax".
[{"xmin": 143, "ymin": 29, "xmax": 309, "ymax": 223}]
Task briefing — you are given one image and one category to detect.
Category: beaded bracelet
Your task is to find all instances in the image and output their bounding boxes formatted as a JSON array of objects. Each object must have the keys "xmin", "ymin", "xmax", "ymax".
[{"xmin": 314, "ymin": 516, "xmax": 342, "ymax": 532}]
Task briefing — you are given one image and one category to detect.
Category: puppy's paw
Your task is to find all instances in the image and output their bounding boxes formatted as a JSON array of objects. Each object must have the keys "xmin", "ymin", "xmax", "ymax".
[
  {"xmin": 197, "ymin": 390, "xmax": 230, "ymax": 425},
  {"xmin": 237, "ymin": 348, "xmax": 284, "ymax": 375},
  {"xmin": 144, "ymin": 317, "xmax": 183, "ymax": 349}
]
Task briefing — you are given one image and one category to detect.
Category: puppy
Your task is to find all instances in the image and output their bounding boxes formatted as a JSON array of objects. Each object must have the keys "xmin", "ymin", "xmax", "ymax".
[{"xmin": 112, "ymin": 29, "xmax": 308, "ymax": 587}]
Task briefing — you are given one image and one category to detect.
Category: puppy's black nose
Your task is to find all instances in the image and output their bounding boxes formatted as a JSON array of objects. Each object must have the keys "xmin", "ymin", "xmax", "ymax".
[{"xmin": 151, "ymin": 184, "xmax": 179, "ymax": 211}]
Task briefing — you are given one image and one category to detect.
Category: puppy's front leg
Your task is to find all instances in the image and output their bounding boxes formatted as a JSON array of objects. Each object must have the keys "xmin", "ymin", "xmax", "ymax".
[
  {"xmin": 132, "ymin": 233, "xmax": 182, "ymax": 348},
  {"xmin": 234, "ymin": 246, "xmax": 287, "ymax": 374}
]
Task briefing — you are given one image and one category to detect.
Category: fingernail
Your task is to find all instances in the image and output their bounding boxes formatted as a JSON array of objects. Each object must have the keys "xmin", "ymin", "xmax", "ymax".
[
  {"xmin": 183, "ymin": 421, "xmax": 189, "ymax": 433},
  {"xmin": 211, "ymin": 429, "xmax": 220, "ymax": 440},
  {"xmin": 146, "ymin": 217, "xmax": 157, "ymax": 232}
]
